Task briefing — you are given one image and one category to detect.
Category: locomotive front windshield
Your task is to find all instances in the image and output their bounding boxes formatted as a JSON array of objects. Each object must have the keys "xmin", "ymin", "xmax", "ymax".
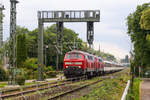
[{"xmin": 66, "ymin": 53, "xmax": 82, "ymax": 59}]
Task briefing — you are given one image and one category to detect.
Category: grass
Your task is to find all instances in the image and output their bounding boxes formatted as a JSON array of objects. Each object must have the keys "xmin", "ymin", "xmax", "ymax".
[
  {"xmin": 0, "ymin": 76, "xmax": 60, "ymax": 88},
  {"xmin": 73, "ymin": 69, "xmax": 130, "ymax": 100},
  {"xmin": 126, "ymin": 78, "xmax": 142, "ymax": 100},
  {"xmin": 0, "ymin": 82, "xmax": 7, "ymax": 88},
  {"xmin": 0, "ymin": 81, "xmax": 44, "ymax": 88}
]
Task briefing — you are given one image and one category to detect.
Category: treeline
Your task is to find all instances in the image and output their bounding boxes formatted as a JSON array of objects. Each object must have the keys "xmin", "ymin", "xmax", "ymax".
[
  {"xmin": 93, "ymin": 50, "xmax": 116, "ymax": 62},
  {"xmin": 14, "ymin": 24, "xmax": 116, "ymax": 69},
  {"xmin": 15, "ymin": 24, "xmax": 84, "ymax": 69},
  {"xmin": 127, "ymin": 3, "xmax": 150, "ymax": 77}
]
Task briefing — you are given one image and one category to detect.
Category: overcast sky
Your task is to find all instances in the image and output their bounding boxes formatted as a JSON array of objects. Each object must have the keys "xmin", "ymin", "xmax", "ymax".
[{"xmin": 1, "ymin": 0, "xmax": 150, "ymax": 59}]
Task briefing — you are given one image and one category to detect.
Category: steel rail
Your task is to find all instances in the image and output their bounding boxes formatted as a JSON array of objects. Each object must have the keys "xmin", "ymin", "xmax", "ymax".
[
  {"xmin": 48, "ymin": 79, "xmax": 105, "ymax": 100},
  {"xmin": 1, "ymin": 76, "xmax": 85, "ymax": 99}
]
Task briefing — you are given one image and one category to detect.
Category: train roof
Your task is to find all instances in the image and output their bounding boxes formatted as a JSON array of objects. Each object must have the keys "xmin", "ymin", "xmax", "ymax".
[
  {"xmin": 103, "ymin": 60, "xmax": 113, "ymax": 64},
  {"xmin": 66, "ymin": 50, "xmax": 103, "ymax": 59},
  {"xmin": 67, "ymin": 50, "xmax": 89, "ymax": 55}
]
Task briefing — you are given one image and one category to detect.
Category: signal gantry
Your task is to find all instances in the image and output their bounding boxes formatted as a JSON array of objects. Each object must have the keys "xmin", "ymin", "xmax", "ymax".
[{"xmin": 37, "ymin": 10, "xmax": 100, "ymax": 81}]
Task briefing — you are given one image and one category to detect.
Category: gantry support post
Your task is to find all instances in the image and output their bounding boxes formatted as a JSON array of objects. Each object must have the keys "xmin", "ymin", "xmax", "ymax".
[
  {"xmin": 0, "ymin": 5, "xmax": 4, "ymax": 48},
  {"xmin": 87, "ymin": 22, "xmax": 94, "ymax": 49},
  {"xmin": 38, "ymin": 12, "xmax": 44, "ymax": 81},
  {"xmin": 0, "ymin": 4, "xmax": 4, "ymax": 63},
  {"xmin": 56, "ymin": 22, "xmax": 63, "ymax": 71},
  {"xmin": 8, "ymin": 0, "xmax": 18, "ymax": 85}
]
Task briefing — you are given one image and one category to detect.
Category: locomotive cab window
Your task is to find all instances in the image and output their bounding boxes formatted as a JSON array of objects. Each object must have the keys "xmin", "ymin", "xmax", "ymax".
[
  {"xmin": 66, "ymin": 53, "xmax": 82, "ymax": 59},
  {"xmin": 98, "ymin": 59, "xmax": 102, "ymax": 62}
]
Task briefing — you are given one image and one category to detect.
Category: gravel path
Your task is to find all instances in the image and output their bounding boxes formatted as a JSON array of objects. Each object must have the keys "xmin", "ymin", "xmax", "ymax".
[{"xmin": 140, "ymin": 80, "xmax": 150, "ymax": 100}]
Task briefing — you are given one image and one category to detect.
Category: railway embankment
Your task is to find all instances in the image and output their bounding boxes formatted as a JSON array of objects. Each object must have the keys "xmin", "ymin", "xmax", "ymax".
[
  {"xmin": 51, "ymin": 68, "xmax": 130, "ymax": 100},
  {"xmin": 70, "ymin": 68, "xmax": 130, "ymax": 100}
]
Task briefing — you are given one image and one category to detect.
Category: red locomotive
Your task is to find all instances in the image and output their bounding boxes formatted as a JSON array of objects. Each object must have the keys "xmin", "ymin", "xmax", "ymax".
[{"xmin": 63, "ymin": 50, "xmax": 104, "ymax": 78}]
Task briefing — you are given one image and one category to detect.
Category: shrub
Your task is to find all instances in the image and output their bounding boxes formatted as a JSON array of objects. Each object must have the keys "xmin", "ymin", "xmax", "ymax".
[
  {"xmin": 126, "ymin": 78, "xmax": 141, "ymax": 100},
  {"xmin": 23, "ymin": 58, "xmax": 38, "ymax": 79},
  {"xmin": 44, "ymin": 66, "xmax": 56, "ymax": 78},
  {"xmin": 23, "ymin": 58, "xmax": 38, "ymax": 71},
  {"xmin": 16, "ymin": 69, "xmax": 26, "ymax": 85},
  {"xmin": 0, "ymin": 66, "xmax": 7, "ymax": 81},
  {"xmin": 16, "ymin": 75, "xmax": 25, "ymax": 85},
  {"xmin": 23, "ymin": 58, "xmax": 57, "ymax": 79},
  {"xmin": 45, "ymin": 71, "xmax": 57, "ymax": 78},
  {"xmin": 44, "ymin": 66, "xmax": 54, "ymax": 71}
]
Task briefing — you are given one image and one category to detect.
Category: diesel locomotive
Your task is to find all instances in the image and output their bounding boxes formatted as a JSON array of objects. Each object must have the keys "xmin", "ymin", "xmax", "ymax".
[{"xmin": 63, "ymin": 50, "xmax": 104, "ymax": 78}]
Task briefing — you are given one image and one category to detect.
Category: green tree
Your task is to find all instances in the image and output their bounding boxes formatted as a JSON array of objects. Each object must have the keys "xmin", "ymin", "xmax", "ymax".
[
  {"xmin": 0, "ymin": 66, "xmax": 7, "ymax": 81},
  {"xmin": 26, "ymin": 29, "xmax": 38, "ymax": 58},
  {"xmin": 0, "ymin": 48, "xmax": 2, "ymax": 64},
  {"xmin": 16, "ymin": 26, "xmax": 29, "ymax": 35},
  {"xmin": 127, "ymin": 3, "xmax": 150, "ymax": 76},
  {"xmin": 23, "ymin": 24, "xmax": 83, "ymax": 69},
  {"xmin": 23, "ymin": 58, "xmax": 38, "ymax": 79},
  {"xmin": 44, "ymin": 25, "xmax": 83, "ymax": 68},
  {"xmin": 140, "ymin": 7, "xmax": 150, "ymax": 30},
  {"xmin": 16, "ymin": 33, "xmax": 27, "ymax": 68},
  {"xmin": 0, "ymin": 10, "xmax": 4, "ymax": 23}
]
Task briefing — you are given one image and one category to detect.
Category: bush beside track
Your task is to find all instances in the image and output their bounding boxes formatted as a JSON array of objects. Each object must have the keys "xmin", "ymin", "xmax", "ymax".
[{"xmin": 126, "ymin": 78, "xmax": 142, "ymax": 100}]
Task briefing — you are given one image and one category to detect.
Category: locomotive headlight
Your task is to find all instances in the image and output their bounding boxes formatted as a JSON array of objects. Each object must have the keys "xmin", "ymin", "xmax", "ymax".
[
  {"xmin": 75, "ymin": 62, "xmax": 82, "ymax": 65},
  {"xmin": 66, "ymin": 66, "xmax": 68, "ymax": 68},
  {"xmin": 78, "ymin": 66, "xmax": 81, "ymax": 68},
  {"xmin": 65, "ymin": 62, "xmax": 71, "ymax": 65}
]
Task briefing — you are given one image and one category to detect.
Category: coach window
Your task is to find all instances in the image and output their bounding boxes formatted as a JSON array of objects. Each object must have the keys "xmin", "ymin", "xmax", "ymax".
[
  {"xmin": 91, "ymin": 56, "xmax": 93, "ymax": 60},
  {"xmin": 88, "ymin": 56, "xmax": 90, "ymax": 60},
  {"xmin": 95, "ymin": 58, "xmax": 96, "ymax": 62},
  {"xmin": 88, "ymin": 55, "xmax": 90, "ymax": 60},
  {"xmin": 85, "ymin": 55, "xmax": 88, "ymax": 59},
  {"xmin": 89, "ymin": 56, "xmax": 91, "ymax": 60}
]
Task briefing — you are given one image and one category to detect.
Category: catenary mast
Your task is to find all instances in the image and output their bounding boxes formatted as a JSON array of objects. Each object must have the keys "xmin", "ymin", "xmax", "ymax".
[{"xmin": 8, "ymin": 0, "xmax": 18, "ymax": 85}]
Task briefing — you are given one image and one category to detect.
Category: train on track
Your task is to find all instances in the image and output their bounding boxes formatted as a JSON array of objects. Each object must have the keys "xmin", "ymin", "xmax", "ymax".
[{"xmin": 63, "ymin": 50, "xmax": 124, "ymax": 78}]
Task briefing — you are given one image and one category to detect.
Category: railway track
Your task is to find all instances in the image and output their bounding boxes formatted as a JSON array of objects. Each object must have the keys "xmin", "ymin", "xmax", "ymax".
[
  {"xmin": 0, "ymin": 76, "xmax": 86, "ymax": 100},
  {"xmin": 0, "ymin": 69, "xmax": 125, "ymax": 100},
  {"xmin": 48, "ymin": 77, "xmax": 109, "ymax": 100},
  {"xmin": 48, "ymin": 70, "xmax": 126, "ymax": 100}
]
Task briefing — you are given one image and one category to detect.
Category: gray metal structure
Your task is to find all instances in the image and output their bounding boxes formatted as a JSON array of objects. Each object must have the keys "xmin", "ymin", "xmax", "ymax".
[
  {"xmin": 0, "ymin": 4, "xmax": 4, "ymax": 49},
  {"xmin": 56, "ymin": 22, "xmax": 63, "ymax": 71},
  {"xmin": 0, "ymin": 4, "xmax": 4, "ymax": 62},
  {"xmin": 38, "ymin": 10, "xmax": 100, "ymax": 81},
  {"xmin": 8, "ymin": 0, "xmax": 18, "ymax": 85}
]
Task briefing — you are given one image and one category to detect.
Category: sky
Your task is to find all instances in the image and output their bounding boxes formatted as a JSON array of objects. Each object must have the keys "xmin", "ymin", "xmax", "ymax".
[{"xmin": 1, "ymin": 0, "xmax": 150, "ymax": 59}]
